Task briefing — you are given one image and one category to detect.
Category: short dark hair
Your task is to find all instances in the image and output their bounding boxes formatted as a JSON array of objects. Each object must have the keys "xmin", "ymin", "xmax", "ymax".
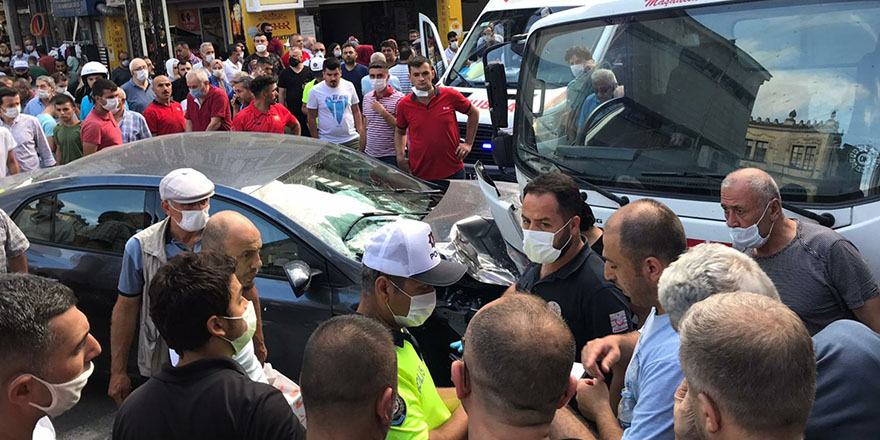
[
  {"xmin": 447, "ymin": 31, "xmax": 458, "ymax": 41},
  {"xmin": 255, "ymin": 56, "xmax": 274, "ymax": 66},
  {"xmin": 149, "ymin": 252, "xmax": 238, "ymax": 352},
  {"xmin": 0, "ymin": 77, "xmax": 13, "ymax": 88},
  {"xmin": 322, "ymin": 56, "xmax": 341, "ymax": 72},
  {"xmin": 301, "ymin": 315, "xmax": 396, "ymax": 419},
  {"xmin": 51, "ymin": 93, "xmax": 75, "ymax": 107},
  {"xmin": 175, "ymin": 41, "xmax": 189, "ymax": 49},
  {"xmin": 408, "ymin": 28, "xmax": 418, "ymax": 35},
  {"xmin": 464, "ymin": 293, "xmax": 575, "ymax": 425},
  {"xmin": 51, "ymin": 72, "xmax": 68, "ymax": 84},
  {"xmin": 398, "ymin": 48, "xmax": 413, "ymax": 62},
  {"xmin": 564, "ymin": 46, "xmax": 593, "ymax": 63},
  {"xmin": 0, "ymin": 274, "xmax": 77, "ymax": 372},
  {"xmin": 253, "ymin": 32, "xmax": 267, "ymax": 40},
  {"xmin": 341, "ymin": 41, "xmax": 358, "ymax": 52},
  {"xmin": 259, "ymin": 22, "xmax": 271, "ymax": 32},
  {"xmin": 249, "ymin": 74, "xmax": 276, "ymax": 96},
  {"xmin": 523, "ymin": 173, "xmax": 583, "ymax": 221},
  {"xmin": 407, "ymin": 55, "xmax": 431, "ymax": 72},
  {"xmin": 614, "ymin": 199, "xmax": 687, "ymax": 266},
  {"xmin": 368, "ymin": 62, "xmax": 387, "ymax": 71},
  {"xmin": 227, "ymin": 44, "xmax": 239, "ymax": 55},
  {"xmin": 0, "ymin": 86, "xmax": 18, "ymax": 100},
  {"xmin": 379, "ymin": 39, "xmax": 397, "ymax": 51},
  {"xmin": 27, "ymin": 56, "xmax": 38, "ymax": 64},
  {"xmin": 91, "ymin": 78, "xmax": 117, "ymax": 99}
]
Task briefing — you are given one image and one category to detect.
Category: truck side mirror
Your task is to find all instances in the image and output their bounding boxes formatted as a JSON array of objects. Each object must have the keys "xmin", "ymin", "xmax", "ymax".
[
  {"xmin": 485, "ymin": 60, "xmax": 509, "ymax": 129},
  {"xmin": 492, "ymin": 132, "xmax": 514, "ymax": 167}
]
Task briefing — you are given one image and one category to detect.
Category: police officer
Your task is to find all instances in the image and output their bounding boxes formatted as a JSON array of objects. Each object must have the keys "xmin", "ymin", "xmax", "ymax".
[
  {"xmin": 356, "ymin": 219, "xmax": 468, "ymax": 440},
  {"xmin": 507, "ymin": 172, "xmax": 634, "ymax": 356}
]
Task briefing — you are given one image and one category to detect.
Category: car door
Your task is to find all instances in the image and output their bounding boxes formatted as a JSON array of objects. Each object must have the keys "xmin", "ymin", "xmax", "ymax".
[
  {"xmin": 420, "ymin": 13, "xmax": 449, "ymax": 79},
  {"xmin": 11, "ymin": 187, "xmax": 154, "ymax": 373}
]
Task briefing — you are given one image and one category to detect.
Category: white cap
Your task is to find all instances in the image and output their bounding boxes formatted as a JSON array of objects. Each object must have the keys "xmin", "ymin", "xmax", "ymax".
[
  {"xmin": 159, "ymin": 168, "xmax": 215, "ymax": 203},
  {"xmin": 363, "ymin": 219, "xmax": 467, "ymax": 287},
  {"xmin": 13, "ymin": 60, "xmax": 27, "ymax": 69},
  {"xmin": 309, "ymin": 55, "xmax": 324, "ymax": 72}
]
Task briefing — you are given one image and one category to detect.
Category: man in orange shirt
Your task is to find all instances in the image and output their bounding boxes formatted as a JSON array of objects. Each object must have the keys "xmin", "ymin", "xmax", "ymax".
[{"xmin": 232, "ymin": 76, "xmax": 300, "ymax": 134}]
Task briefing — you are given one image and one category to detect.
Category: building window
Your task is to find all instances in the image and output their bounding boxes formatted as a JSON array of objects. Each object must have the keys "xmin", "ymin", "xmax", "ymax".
[
  {"xmin": 789, "ymin": 145, "xmax": 818, "ymax": 170},
  {"xmin": 746, "ymin": 139, "xmax": 768, "ymax": 162}
]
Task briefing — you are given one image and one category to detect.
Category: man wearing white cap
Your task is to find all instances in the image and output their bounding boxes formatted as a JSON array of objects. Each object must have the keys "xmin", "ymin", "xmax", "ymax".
[
  {"xmin": 108, "ymin": 168, "xmax": 215, "ymax": 407},
  {"xmin": 357, "ymin": 219, "xmax": 469, "ymax": 440}
]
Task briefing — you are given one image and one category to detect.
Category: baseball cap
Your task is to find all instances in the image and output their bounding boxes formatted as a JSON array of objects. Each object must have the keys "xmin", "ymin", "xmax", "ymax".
[
  {"xmin": 13, "ymin": 60, "xmax": 28, "ymax": 69},
  {"xmin": 363, "ymin": 219, "xmax": 467, "ymax": 287},
  {"xmin": 159, "ymin": 168, "xmax": 215, "ymax": 203}
]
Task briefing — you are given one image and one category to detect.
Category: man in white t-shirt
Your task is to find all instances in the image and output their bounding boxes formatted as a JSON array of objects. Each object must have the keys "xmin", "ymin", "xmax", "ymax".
[
  {"xmin": 306, "ymin": 57, "xmax": 363, "ymax": 149},
  {"xmin": 0, "ymin": 126, "xmax": 19, "ymax": 178}
]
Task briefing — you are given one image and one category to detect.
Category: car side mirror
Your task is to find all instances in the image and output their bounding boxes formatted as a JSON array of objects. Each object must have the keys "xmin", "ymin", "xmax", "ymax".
[{"xmin": 283, "ymin": 260, "xmax": 316, "ymax": 298}]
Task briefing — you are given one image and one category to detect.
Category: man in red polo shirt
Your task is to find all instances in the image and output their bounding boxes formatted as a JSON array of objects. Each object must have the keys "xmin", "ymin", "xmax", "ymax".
[
  {"xmin": 143, "ymin": 75, "xmax": 185, "ymax": 136},
  {"xmin": 395, "ymin": 56, "xmax": 479, "ymax": 183},
  {"xmin": 81, "ymin": 78, "xmax": 124, "ymax": 155},
  {"xmin": 232, "ymin": 75, "xmax": 301, "ymax": 134},
  {"xmin": 184, "ymin": 69, "xmax": 231, "ymax": 132}
]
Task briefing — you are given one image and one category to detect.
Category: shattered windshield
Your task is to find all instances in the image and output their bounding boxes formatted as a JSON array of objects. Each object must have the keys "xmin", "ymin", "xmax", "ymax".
[{"xmin": 245, "ymin": 146, "xmax": 439, "ymax": 259}]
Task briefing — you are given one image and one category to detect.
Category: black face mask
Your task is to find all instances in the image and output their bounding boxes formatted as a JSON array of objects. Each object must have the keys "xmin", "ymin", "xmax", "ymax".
[
  {"xmin": 265, "ymin": 32, "xmax": 273, "ymax": 40},
  {"xmin": 290, "ymin": 59, "xmax": 301, "ymax": 67}
]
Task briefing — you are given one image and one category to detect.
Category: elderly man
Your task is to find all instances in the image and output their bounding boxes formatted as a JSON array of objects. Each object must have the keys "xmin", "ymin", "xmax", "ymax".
[
  {"xmin": 23, "ymin": 75, "xmax": 55, "ymax": 116},
  {"xmin": 720, "ymin": 168, "xmax": 880, "ymax": 334},
  {"xmin": 567, "ymin": 199, "xmax": 687, "ymax": 440},
  {"xmin": 0, "ymin": 86, "xmax": 55, "ymax": 171},
  {"xmin": 658, "ymin": 243, "xmax": 880, "ymax": 440},
  {"xmin": 301, "ymin": 315, "xmax": 397, "ymax": 440},
  {"xmin": 452, "ymin": 293, "xmax": 577, "ymax": 440},
  {"xmin": 675, "ymin": 293, "xmax": 816, "ymax": 440},
  {"xmin": 357, "ymin": 219, "xmax": 469, "ymax": 440},
  {"xmin": 193, "ymin": 42, "xmax": 216, "ymax": 72},
  {"xmin": 202, "ymin": 211, "xmax": 269, "ymax": 368},
  {"xmin": 109, "ymin": 168, "xmax": 215, "ymax": 406},
  {"xmin": 113, "ymin": 88, "xmax": 151, "ymax": 143},
  {"xmin": 142, "ymin": 75, "xmax": 185, "ymax": 136},
  {"xmin": 577, "ymin": 69, "xmax": 618, "ymax": 129},
  {"xmin": 184, "ymin": 69, "xmax": 231, "ymax": 132},
  {"xmin": 0, "ymin": 274, "xmax": 102, "ymax": 440},
  {"xmin": 120, "ymin": 58, "xmax": 155, "ymax": 114}
]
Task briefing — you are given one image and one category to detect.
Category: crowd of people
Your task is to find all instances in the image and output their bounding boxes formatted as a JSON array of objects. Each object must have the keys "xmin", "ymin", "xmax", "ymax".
[
  {"xmin": 1, "ymin": 163, "xmax": 879, "ymax": 440},
  {"xmin": 0, "ymin": 25, "xmax": 479, "ymax": 187}
]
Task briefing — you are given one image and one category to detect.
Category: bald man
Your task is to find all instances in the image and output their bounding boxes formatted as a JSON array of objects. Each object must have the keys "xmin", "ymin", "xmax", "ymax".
[
  {"xmin": 202, "ymin": 211, "xmax": 268, "ymax": 365},
  {"xmin": 720, "ymin": 168, "xmax": 880, "ymax": 334}
]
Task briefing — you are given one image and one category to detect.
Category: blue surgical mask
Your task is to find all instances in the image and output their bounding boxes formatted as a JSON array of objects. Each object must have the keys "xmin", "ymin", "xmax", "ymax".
[{"xmin": 189, "ymin": 87, "xmax": 204, "ymax": 99}]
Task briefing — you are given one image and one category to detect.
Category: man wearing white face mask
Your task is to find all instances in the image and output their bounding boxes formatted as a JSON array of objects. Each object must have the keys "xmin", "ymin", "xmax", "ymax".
[
  {"xmin": 445, "ymin": 31, "xmax": 459, "ymax": 64},
  {"xmin": 112, "ymin": 252, "xmax": 306, "ymax": 440},
  {"xmin": 0, "ymin": 274, "xmax": 102, "ymax": 440},
  {"xmin": 109, "ymin": 168, "xmax": 215, "ymax": 407},
  {"xmin": 357, "ymin": 219, "xmax": 469, "ymax": 440},
  {"xmin": 0, "ymin": 86, "xmax": 55, "ymax": 171},
  {"xmin": 192, "ymin": 42, "xmax": 215, "ymax": 73},
  {"xmin": 360, "ymin": 60, "xmax": 404, "ymax": 166},
  {"xmin": 120, "ymin": 58, "xmax": 156, "ymax": 114},
  {"xmin": 508, "ymin": 173, "xmax": 633, "ymax": 359},
  {"xmin": 720, "ymin": 168, "xmax": 880, "ymax": 335},
  {"xmin": 245, "ymin": 33, "xmax": 282, "ymax": 76},
  {"xmin": 81, "ymin": 78, "xmax": 124, "ymax": 155}
]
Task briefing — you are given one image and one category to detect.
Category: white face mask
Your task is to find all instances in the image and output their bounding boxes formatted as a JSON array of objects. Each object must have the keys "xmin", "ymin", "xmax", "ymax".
[
  {"xmin": 220, "ymin": 300, "xmax": 257, "ymax": 355},
  {"xmin": 387, "ymin": 280, "xmax": 436, "ymax": 328},
  {"xmin": 522, "ymin": 218, "xmax": 573, "ymax": 264},
  {"xmin": 23, "ymin": 362, "xmax": 94, "ymax": 418},
  {"xmin": 450, "ymin": 41, "xmax": 459, "ymax": 50},
  {"xmin": 370, "ymin": 78, "xmax": 386, "ymax": 92},
  {"xmin": 37, "ymin": 89, "xmax": 50, "ymax": 100},
  {"xmin": 570, "ymin": 64, "xmax": 586, "ymax": 77},
  {"xmin": 204, "ymin": 54, "xmax": 215, "ymax": 64},
  {"xmin": 255, "ymin": 44, "xmax": 267, "ymax": 54},
  {"xmin": 412, "ymin": 88, "xmax": 431, "ymax": 98},
  {"xmin": 5, "ymin": 105, "xmax": 20, "ymax": 119},
  {"xmin": 729, "ymin": 200, "xmax": 775, "ymax": 251},
  {"xmin": 56, "ymin": 87, "xmax": 67, "ymax": 95},
  {"xmin": 333, "ymin": 49, "xmax": 342, "ymax": 58},
  {"xmin": 212, "ymin": 69, "xmax": 224, "ymax": 78},
  {"xmin": 102, "ymin": 98, "xmax": 119, "ymax": 112},
  {"xmin": 135, "ymin": 69, "xmax": 148, "ymax": 82},
  {"xmin": 169, "ymin": 203, "xmax": 210, "ymax": 232}
]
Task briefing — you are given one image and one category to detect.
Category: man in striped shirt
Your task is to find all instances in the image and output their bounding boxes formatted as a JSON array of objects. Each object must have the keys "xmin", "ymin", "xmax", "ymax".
[{"xmin": 359, "ymin": 62, "xmax": 404, "ymax": 167}]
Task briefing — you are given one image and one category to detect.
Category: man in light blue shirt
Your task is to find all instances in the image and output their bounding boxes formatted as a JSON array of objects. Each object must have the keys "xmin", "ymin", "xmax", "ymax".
[
  {"xmin": 120, "ymin": 58, "xmax": 155, "ymax": 114},
  {"xmin": 23, "ymin": 75, "xmax": 55, "ymax": 116},
  {"xmin": 0, "ymin": 87, "xmax": 55, "ymax": 171}
]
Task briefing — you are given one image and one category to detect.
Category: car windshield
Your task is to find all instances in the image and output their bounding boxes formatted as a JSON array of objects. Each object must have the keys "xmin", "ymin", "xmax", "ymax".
[
  {"xmin": 446, "ymin": 7, "xmax": 575, "ymax": 88},
  {"xmin": 518, "ymin": 0, "xmax": 880, "ymax": 203},
  {"xmin": 245, "ymin": 146, "xmax": 440, "ymax": 260}
]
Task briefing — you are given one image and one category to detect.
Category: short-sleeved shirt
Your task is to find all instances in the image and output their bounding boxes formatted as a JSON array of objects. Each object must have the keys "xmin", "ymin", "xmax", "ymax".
[
  {"xmin": 143, "ymin": 100, "xmax": 186, "ymax": 135},
  {"xmin": 361, "ymin": 74, "xmax": 402, "ymax": 95},
  {"xmin": 389, "ymin": 63, "xmax": 413, "ymax": 94},
  {"xmin": 118, "ymin": 233, "xmax": 201, "ymax": 297},
  {"xmin": 120, "ymin": 79, "xmax": 156, "ymax": 114},
  {"xmin": 621, "ymin": 310, "xmax": 682, "ymax": 440},
  {"xmin": 36, "ymin": 113, "xmax": 56, "ymax": 139},
  {"xmin": 23, "ymin": 97, "xmax": 47, "ymax": 116},
  {"xmin": 278, "ymin": 66, "xmax": 313, "ymax": 116},
  {"xmin": 185, "ymin": 86, "xmax": 232, "ymax": 132},
  {"xmin": 807, "ymin": 319, "xmax": 880, "ymax": 440},
  {"xmin": 363, "ymin": 87, "xmax": 405, "ymax": 158},
  {"xmin": 341, "ymin": 62, "xmax": 369, "ymax": 99},
  {"xmin": 754, "ymin": 220, "xmax": 880, "ymax": 335},
  {"xmin": 112, "ymin": 357, "xmax": 305, "ymax": 440},
  {"xmin": 244, "ymin": 53, "xmax": 283, "ymax": 76},
  {"xmin": 387, "ymin": 329, "xmax": 451, "ymax": 440},
  {"xmin": 118, "ymin": 110, "xmax": 152, "ymax": 144},
  {"xmin": 396, "ymin": 87, "xmax": 471, "ymax": 181},
  {"xmin": 232, "ymin": 103, "xmax": 297, "ymax": 133},
  {"xmin": 517, "ymin": 241, "xmax": 633, "ymax": 358},
  {"xmin": 306, "ymin": 79, "xmax": 360, "ymax": 144},
  {"xmin": 53, "ymin": 123, "xmax": 82, "ymax": 164},
  {"xmin": 81, "ymin": 109, "xmax": 123, "ymax": 150},
  {"xmin": 0, "ymin": 209, "xmax": 29, "ymax": 274}
]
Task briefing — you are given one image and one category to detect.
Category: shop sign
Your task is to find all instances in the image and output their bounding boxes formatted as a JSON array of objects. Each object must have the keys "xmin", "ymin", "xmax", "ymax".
[
  {"xmin": 178, "ymin": 9, "xmax": 202, "ymax": 33},
  {"xmin": 241, "ymin": 8, "xmax": 297, "ymax": 53},
  {"xmin": 52, "ymin": 0, "xmax": 88, "ymax": 18},
  {"xmin": 244, "ymin": 0, "xmax": 302, "ymax": 13}
]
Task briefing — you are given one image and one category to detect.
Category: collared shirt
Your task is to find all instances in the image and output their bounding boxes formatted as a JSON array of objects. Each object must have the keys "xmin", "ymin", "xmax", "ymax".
[
  {"xmin": 143, "ymin": 100, "xmax": 186, "ymax": 135},
  {"xmin": 363, "ymin": 87, "xmax": 405, "ymax": 158},
  {"xmin": 118, "ymin": 110, "xmax": 152, "ymax": 143},
  {"xmin": 81, "ymin": 109, "xmax": 123, "ymax": 150},
  {"xmin": 121, "ymin": 79, "xmax": 156, "ymax": 114},
  {"xmin": 232, "ymin": 102, "xmax": 298, "ymax": 133},
  {"xmin": 1, "ymin": 113, "xmax": 55, "ymax": 171},
  {"xmin": 23, "ymin": 97, "xmax": 47, "ymax": 116},
  {"xmin": 0, "ymin": 127, "xmax": 15, "ymax": 177},
  {"xmin": 118, "ymin": 232, "xmax": 202, "ymax": 297},
  {"xmin": 516, "ymin": 240, "xmax": 633, "ymax": 358},
  {"xmin": 0, "ymin": 209, "xmax": 28, "ymax": 274},
  {"xmin": 185, "ymin": 85, "xmax": 232, "ymax": 132},
  {"xmin": 395, "ymin": 87, "xmax": 471, "ymax": 180},
  {"xmin": 223, "ymin": 58, "xmax": 242, "ymax": 81}
]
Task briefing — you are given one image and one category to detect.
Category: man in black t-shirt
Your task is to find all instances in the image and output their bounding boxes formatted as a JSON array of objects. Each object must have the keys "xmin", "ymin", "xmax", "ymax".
[
  {"xmin": 278, "ymin": 47, "xmax": 313, "ymax": 137},
  {"xmin": 508, "ymin": 172, "xmax": 634, "ymax": 358}
]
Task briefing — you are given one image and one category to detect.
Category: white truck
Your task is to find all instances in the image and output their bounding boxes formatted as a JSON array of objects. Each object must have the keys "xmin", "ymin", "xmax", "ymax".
[{"xmin": 479, "ymin": 0, "xmax": 880, "ymax": 279}]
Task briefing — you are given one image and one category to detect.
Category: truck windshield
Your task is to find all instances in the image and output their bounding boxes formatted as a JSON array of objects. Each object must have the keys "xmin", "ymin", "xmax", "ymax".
[
  {"xmin": 446, "ymin": 7, "xmax": 574, "ymax": 88},
  {"xmin": 518, "ymin": 0, "xmax": 880, "ymax": 203}
]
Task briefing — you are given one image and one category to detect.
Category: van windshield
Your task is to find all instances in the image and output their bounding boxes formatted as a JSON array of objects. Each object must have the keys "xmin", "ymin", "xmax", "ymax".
[{"xmin": 518, "ymin": 0, "xmax": 880, "ymax": 203}]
